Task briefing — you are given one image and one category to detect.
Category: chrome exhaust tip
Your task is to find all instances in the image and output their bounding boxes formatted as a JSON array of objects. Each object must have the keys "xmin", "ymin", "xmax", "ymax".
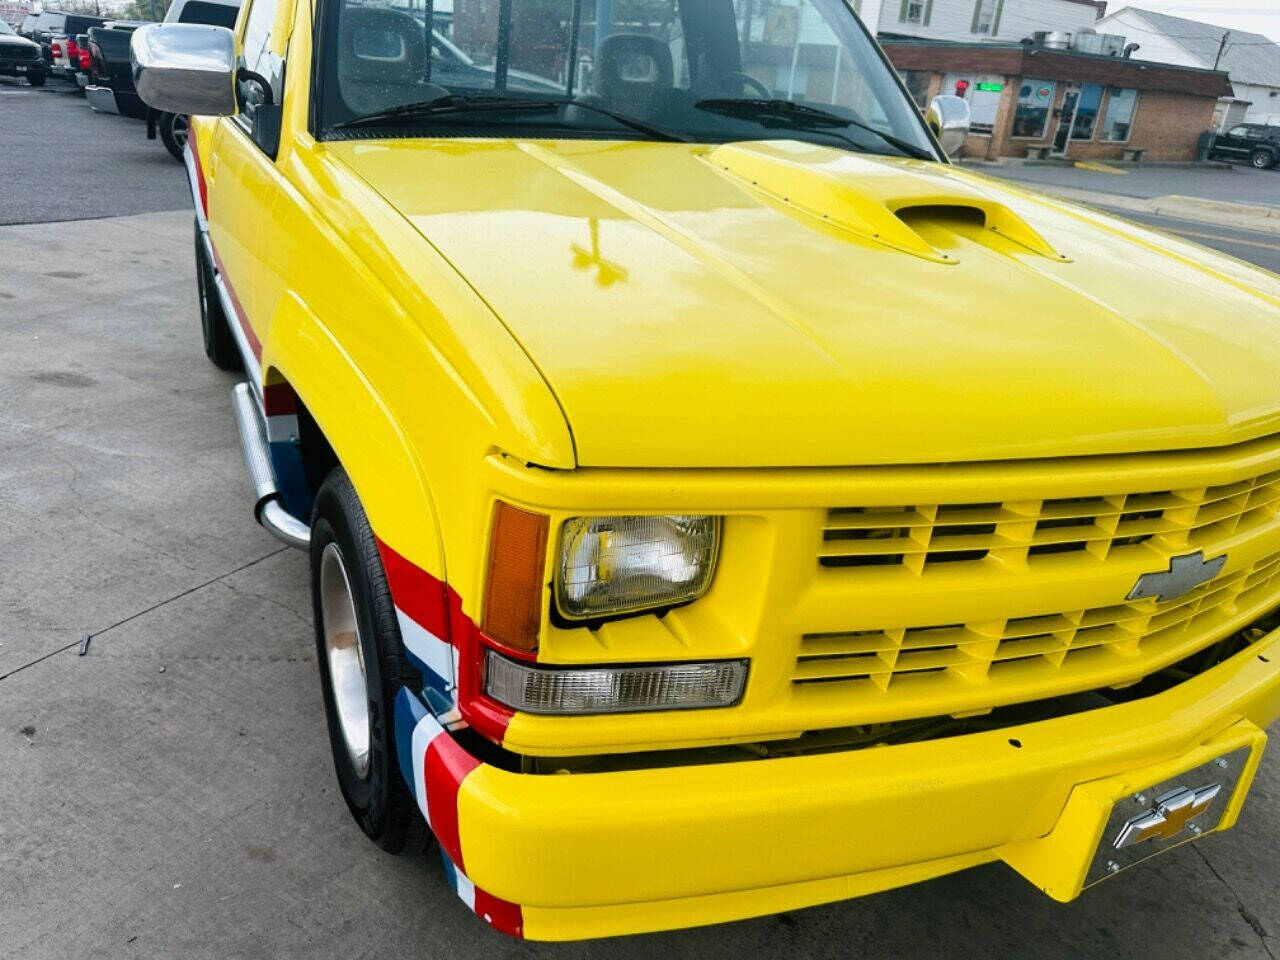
[{"xmin": 231, "ymin": 382, "xmax": 311, "ymax": 551}]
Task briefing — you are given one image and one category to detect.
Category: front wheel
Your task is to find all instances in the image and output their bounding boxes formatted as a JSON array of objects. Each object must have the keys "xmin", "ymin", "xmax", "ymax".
[
  {"xmin": 159, "ymin": 112, "xmax": 188, "ymax": 162},
  {"xmin": 1252, "ymin": 148, "xmax": 1275, "ymax": 169},
  {"xmin": 27, "ymin": 70, "xmax": 45, "ymax": 87},
  {"xmin": 311, "ymin": 468, "xmax": 430, "ymax": 854}
]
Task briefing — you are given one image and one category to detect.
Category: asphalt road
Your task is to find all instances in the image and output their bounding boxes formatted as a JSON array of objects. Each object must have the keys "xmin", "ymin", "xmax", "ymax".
[
  {"xmin": 1104, "ymin": 208, "xmax": 1280, "ymax": 275},
  {"xmin": 977, "ymin": 159, "xmax": 1280, "ymax": 208},
  {"xmin": 1, "ymin": 79, "xmax": 1279, "ymax": 960},
  {"xmin": 0, "ymin": 77, "xmax": 189, "ymax": 225}
]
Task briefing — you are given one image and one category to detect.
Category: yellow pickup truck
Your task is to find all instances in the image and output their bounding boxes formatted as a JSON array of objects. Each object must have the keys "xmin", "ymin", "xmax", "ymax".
[{"xmin": 131, "ymin": 0, "xmax": 1280, "ymax": 940}]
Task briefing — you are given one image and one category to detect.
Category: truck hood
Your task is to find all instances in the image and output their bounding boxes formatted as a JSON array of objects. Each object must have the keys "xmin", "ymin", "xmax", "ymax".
[
  {"xmin": 329, "ymin": 138, "xmax": 1280, "ymax": 468},
  {"xmin": 0, "ymin": 34, "xmax": 39, "ymax": 51}
]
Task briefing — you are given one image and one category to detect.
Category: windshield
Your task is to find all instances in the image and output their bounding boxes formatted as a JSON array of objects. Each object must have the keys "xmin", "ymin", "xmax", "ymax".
[{"xmin": 317, "ymin": 0, "xmax": 935, "ymax": 159}]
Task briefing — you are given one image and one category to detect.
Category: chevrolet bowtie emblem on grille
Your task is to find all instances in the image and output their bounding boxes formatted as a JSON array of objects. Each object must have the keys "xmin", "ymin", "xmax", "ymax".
[
  {"xmin": 1126, "ymin": 550, "xmax": 1227, "ymax": 602},
  {"xmin": 1113, "ymin": 783, "xmax": 1222, "ymax": 850}
]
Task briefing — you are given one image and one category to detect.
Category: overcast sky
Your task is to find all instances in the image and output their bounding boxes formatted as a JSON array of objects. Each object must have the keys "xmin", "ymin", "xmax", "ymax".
[{"xmin": 1106, "ymin": 2, "xmax": 1279, "ymax": 42}]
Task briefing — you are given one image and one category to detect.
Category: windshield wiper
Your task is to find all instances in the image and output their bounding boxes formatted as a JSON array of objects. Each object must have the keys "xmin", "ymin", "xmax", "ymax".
[
  {"xmin": 332, "ymin": 93, "xmax": 690, "ymax": 142},
  {"xmin": 693, "ymin": 98, "xmax": 935, "ymax": 161},
  {"xmin": 332, "ymin": 94, "xmax": 561, "ymax": 129}
]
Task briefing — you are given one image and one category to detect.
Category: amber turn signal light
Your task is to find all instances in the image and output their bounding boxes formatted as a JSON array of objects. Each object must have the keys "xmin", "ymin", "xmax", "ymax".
[{"xmin": 482, "ymin": 501, "xmax": 549, "ymax": 654}]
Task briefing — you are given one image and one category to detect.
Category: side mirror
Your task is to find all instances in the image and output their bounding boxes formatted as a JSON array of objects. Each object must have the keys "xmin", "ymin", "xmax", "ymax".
[
  {"xmin": 926, "ymin": 94, "xmax": 971, "ymax": 158},
  {"xmin": 131, "ymin": 23, "xmax": 236, "ymax": 116}
]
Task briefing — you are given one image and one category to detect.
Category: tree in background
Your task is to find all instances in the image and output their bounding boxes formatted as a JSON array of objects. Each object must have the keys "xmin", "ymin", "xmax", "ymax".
[
  {"xmin": 38, "ymin": 0, "xmax": 173, "ymax": 19},
  {"xmin": 110, "ymin": 0, "xmax": 172, "ymax": 20}
]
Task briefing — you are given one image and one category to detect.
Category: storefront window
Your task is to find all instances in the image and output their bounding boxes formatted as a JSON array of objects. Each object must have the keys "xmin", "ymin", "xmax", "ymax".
[
  {"xmin": 1012, "ymin": 78, "xmax": 1054, "ymax": 138},
  {"xmin": 899, "ymin": 69, "xmax": 932, "ymax": 108},
  {"xmin": 1102, "ymin": 87, "xmax": 1139, "ymax": 141},
  {"xmin": 1070, "ymin": 83, "xmax": 1103, "ymax": 140},
  {"xmin": 943, "ymin": 71, "xmax": 1002, "ymax": 134}
]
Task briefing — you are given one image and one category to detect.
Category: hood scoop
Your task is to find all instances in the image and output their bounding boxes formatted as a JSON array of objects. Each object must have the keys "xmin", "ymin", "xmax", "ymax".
[{"xmin": 703, "ymin": 140, "xmax": 1068, "ymax": 265}]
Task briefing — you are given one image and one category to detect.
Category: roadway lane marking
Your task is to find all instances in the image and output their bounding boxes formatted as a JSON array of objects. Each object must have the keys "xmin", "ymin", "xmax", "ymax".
[{"xmin": 1074, "ymin": 161, "xmax": 1128, "ymax": 175}]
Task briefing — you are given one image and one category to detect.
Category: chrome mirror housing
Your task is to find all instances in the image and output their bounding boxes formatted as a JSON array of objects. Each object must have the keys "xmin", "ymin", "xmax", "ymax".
[
  {"xmin": 131, "ymin": 23, "xmax": 237, "ymax": 117},
  {"xmin": 926, "ymin": 95, "xmax": 971, "ymax": 158}
]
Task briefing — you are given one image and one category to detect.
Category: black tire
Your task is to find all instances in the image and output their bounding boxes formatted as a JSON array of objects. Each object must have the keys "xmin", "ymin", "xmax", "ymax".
[
  {"xmin": 1251, "ymin": 148, "xmax": 1275, "ymax": 170},
  {"xmin": 311, "ymin": 467, "xmax": 430, "ymax": 854},
  {"xmin": 193, "ymin": 219, "xmax": 242, "ymax": 371},
  {"xmin": 27, "ymin": 71, "xmax": 45, "ymax": 87},
  {"xmin": 159, "ymin": 112, "xmax": 188, "ymax": 163}
]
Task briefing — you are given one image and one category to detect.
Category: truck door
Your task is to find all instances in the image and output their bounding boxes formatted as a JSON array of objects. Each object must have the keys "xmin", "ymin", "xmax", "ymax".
[
  {"xmin": 204, "ymin": 0, "xmax": 292, "ymax": 373},
  {"xmin": 1215, "ymin": 125, "xmax": 1252, "ymax": 160}
]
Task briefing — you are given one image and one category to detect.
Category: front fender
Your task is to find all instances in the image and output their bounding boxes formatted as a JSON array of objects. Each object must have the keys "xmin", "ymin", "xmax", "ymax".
[{"xmin": 262, "ymin": 290, "xmax": 445, "ymax": 581}]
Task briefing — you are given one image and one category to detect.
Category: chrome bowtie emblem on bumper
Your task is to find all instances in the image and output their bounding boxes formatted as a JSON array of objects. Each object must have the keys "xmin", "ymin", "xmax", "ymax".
[
  {"xmin": 1127, "ymin": 550, "xmax": 1227, "ymax": 602},
  {"xmin": 1113, "ymin": 784, "xmax": 1222, "ymax": 850}
]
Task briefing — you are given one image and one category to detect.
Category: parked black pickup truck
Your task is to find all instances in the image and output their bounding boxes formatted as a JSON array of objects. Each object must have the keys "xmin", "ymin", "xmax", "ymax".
[
  {"xmin": 0, "ymin": 19, "xmax": 45, "ymax": 85},
  {"xmin": 85, "ymin": 22, "xmax": 146, "ymax": 117}
]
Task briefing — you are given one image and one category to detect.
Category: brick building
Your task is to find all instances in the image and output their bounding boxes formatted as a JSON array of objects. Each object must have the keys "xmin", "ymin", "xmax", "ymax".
[{"xmin": 883, "ymin": 39, "xmax": 1232, "ymax": 161}]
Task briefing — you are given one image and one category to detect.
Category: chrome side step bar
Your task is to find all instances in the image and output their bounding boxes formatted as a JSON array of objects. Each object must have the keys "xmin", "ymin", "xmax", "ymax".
[{"xmin": 231, "ymin": 381, "xmax": 311, "ymax": 551}]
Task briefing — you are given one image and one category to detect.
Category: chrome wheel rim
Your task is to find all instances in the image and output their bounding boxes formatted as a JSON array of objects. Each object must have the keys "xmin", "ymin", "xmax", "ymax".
[{"xmin": 320, "ymin": 543, "xmax": 371, "ymax": 778}]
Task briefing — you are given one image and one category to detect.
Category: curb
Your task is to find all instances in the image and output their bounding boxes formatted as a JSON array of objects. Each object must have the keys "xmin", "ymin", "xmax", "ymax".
[
  {"xmin": 984, "ymin": 182, "xmax": 1280, "ymax": 236},
  {"xmin": 1160, "ymin": 194, "xmax": 1280, "ymax": 223},
  {"xmin": 962, "ymin": 158, "xmax": 1235, "ymax": 171}
]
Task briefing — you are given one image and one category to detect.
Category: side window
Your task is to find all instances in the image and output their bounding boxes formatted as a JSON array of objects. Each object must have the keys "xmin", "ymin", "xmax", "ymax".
[
  {"xmin": 1227, "ymin": 125, "xmax": 1250, "ymax": 138},
  {"xmin": 236, "ymin": 0, "xmax": 286, "ymax": 155},
  {"xmin": 178, "ymin": 1, "xmax": 240, "ymax": 27}
]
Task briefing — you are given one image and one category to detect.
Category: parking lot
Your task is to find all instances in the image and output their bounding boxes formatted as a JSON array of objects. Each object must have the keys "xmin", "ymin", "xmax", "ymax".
[
  {"xmin": 2, "ymin": 77, "xmax": 1280, "ymax": 960},
  {"xmin": 0, "ymin": 80, "xmax": 188, "ymax": 224}
]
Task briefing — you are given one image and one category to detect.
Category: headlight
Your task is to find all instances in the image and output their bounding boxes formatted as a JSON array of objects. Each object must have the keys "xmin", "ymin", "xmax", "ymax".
[
  {"xmin": 555, "ymin": 515, "xmax": 720, "ymax": 620},
  {"xmin": 485, "ymin": 650, "xmax": 748, "ymax": 714}
]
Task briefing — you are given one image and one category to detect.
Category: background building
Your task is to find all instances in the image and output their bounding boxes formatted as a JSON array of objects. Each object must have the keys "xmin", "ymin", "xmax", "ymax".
[
  {"xmin": 854, "ymin": 0, "xmax": 1102, "ymax": 45},
  {"xmin": 1095, "ymin": 7, "xmax": 1280, "ymax": 128},
  {"xmin": 883, "ymin": 37, "xmax": 1231, "ymax": 160},
  {"xmin": 0, "ymin": 0, "xmax": 32, "ymax": 26}
]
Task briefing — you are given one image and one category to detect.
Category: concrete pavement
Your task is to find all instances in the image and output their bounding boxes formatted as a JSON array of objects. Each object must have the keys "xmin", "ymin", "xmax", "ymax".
[{"xmin": 3, "ymin": 210, "xmax": 1280, "ymax": 960}]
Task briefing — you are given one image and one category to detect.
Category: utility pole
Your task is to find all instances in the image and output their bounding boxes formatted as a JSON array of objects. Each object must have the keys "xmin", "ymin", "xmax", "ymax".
[{"xmin": 1213, "ymin": 30, "xmax": 1229, "ymax": 71}]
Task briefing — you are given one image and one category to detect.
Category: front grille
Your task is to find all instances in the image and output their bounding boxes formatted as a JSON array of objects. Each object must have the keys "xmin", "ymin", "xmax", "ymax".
[
  {"xmin": 797, "ymin": 551, "xmax": 1280, "ymax": 692},
  {"xmin": 790, "ymin": 451, "xmax": 1280, "ymax": 723},
  {"xmin": 7, "ymin": 46, "xmax": 39, "ymax": 61},
  {"xmin": 821, "ymin": 469, "xmax": 1280, "ymax": 572}
]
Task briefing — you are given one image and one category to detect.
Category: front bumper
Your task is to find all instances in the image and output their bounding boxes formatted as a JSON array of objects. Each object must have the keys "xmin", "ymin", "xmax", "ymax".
[{"xmin": 401, "ymin": 625, "xmax": 1279, "ymax": 940}]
